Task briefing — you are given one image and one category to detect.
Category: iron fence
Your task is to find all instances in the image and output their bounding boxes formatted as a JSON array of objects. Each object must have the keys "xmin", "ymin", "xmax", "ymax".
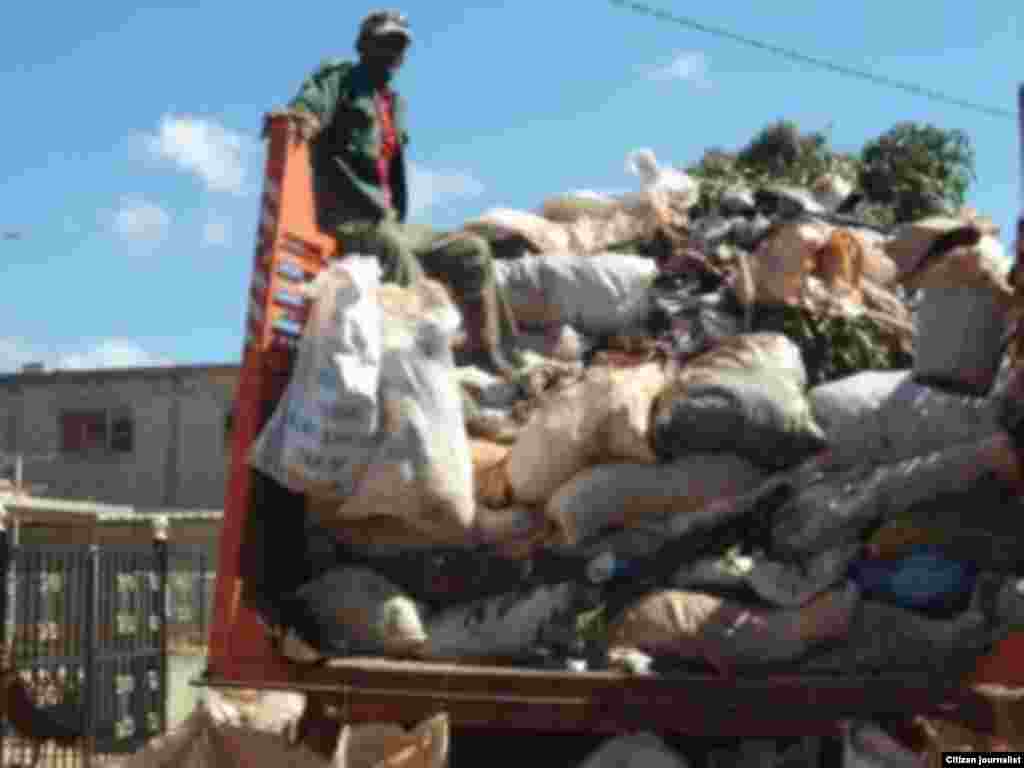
[{"xmin": 0, "ymin": 526, "xmax": 217, "ymax": 767}]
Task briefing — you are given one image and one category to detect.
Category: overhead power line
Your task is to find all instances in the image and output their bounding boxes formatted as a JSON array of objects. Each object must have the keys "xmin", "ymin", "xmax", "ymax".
[{"xmin": 611, "ymin": 0, "xmax": 1016, "ymax": 121}]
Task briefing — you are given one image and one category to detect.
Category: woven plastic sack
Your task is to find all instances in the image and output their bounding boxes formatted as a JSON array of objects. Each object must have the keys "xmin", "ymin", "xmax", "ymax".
[
  {"xmin": 674, "ymin": 332, "xmax": 809, "ymax": 389},
  {"xmin": 114, "ymin": 690, "xmax": 320, "ymax": 768},
  {"xmin": 470, "ymin": 439, "xmax": 513, "ymax": 509},
  {"xmin": 493, "ymin": 252, "xmax": 656, "ymax": 335},
  {"xmin": 249, "ymin": 257, "xmax": 382, "ymax": 500},
  {"xmin": 540, "ymin": 191, "xmax": 622, "ymax": 222},
  {"xmin": 463, "ymin": 207, "xmax": 572, "ymax": 253},
  {"xmin": 885, "ymin": 216, "xmax": 983, "ymax": 273},
  {"xmin": 329, "ymin": 279, "xmax": 477, "ymax": 540},
  {"xmin": 314, "ymin": 514, "xmax": 469, "ymax": 557},
  {"xmin": 910, "ymin": 235, "xmax": 1014, "ymax": 396},
  {"xmin": 809, "ymin": 370, "xmax": 1002, "ymax": 469},
  {"xmin": 337, "ymin": 714, "xmax": 449, "ymax": 768},
  {"xmin": 545, "ymin": 455, "xmax": 764, "ymax": 547},
  {"xmin": 507, "ymin": 362, "xmax": 666, "ymax": 504},
  {"xmin": 750, "ymin": 220, "xmax": 832, "ymax": 305}
]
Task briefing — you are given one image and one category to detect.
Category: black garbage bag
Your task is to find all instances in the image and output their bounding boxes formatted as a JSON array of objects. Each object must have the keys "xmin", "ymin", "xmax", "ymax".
[
  {"xmin": 771, "ymin": 437, "xmax": 1022, "ymax": 562},
  {"xmin": 651, "ymin": 366, "xmax": 827, "ymax": 470}
]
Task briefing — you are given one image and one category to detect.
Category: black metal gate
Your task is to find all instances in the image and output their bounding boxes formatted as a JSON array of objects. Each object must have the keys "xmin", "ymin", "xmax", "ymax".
[{"xmin": 0, "ymin": 530, "xmax": 169, "ymax": 766}]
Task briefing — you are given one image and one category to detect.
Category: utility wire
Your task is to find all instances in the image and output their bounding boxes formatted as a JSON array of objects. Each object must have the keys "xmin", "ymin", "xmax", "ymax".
[{"xmin": 611, "ymin": 0, "xmax": 1016, "ymax": 121}]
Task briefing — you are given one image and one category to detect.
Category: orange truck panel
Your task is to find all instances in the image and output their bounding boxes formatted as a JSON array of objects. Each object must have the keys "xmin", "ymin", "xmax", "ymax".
[{"xmin": 207, "ymin": 115, "xmax": 336, "ymax": 685}]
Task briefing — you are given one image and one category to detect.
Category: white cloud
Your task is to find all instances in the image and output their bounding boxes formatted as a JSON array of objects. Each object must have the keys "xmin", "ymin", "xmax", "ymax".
[
  {"xmin": 0, "ymin": 338, "xmax": 173, "ymax": 373},
  {"xmin": 112, "ymin": 198, "xmax": 170, "ymax": 243},
  {"xmin": 408, "ymin": 163, "xmax": 485, "ymax": 217},
  {"xmin": 649, "ymin": 51, "xmax": 713, "ymax": 90},
  {"xmin": 202, "ymin": 213, "xmax": 231, "ymax": 247},
  {"xmin": 58, "ymin": 339, "xmax": 173, "ymax": 371},
  {"xmin": 146, "ymin": 115, "xmax": 256, "ymax": 194},
  {"xmin": 0, "ymin": 339, "xmax": 42, "ymax": 373}
]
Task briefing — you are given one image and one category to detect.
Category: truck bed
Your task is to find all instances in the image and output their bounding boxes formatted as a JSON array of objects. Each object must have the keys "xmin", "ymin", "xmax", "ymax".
[
  {"xmin": 201, "ymin": 656, "xmax": 1002, "ymax": 738},
  {"xmin": 202, "ymin": 114, "xmax": 1013, "ymax": 741}
]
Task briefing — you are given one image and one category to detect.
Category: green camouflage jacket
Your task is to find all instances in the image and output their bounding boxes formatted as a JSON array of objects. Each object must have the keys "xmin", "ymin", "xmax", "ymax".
[{"xmin": 289, "ymin": 59, "xmax": 411, "ymax": 230}]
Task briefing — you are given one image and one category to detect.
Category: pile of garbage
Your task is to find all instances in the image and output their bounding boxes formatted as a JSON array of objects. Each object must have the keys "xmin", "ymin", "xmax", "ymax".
[{"xmin": 247, "ymin": 145, "xmax": 1024, "ymax": 696}]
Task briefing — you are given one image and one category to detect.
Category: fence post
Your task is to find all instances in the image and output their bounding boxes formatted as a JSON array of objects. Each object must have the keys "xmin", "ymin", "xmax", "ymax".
[
  {"xmin": 83, "ymin": 543, "xmax": 100, "ymax": 762},
  {"xmin": 0, "ymin": 504, "xmax": 9, "ymax": 650},
  {"xmin": 0, "ymin": 504, "xmax": 9, "ymax": 763},
  {"xmin": 153, "ymin": 516, "xmax": 170, "ymax": 736}
]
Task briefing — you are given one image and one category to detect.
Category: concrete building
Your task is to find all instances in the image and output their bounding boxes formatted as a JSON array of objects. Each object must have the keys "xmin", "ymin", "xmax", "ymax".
[{"xmin": 0, "ymin": 363, "xmax": 240, "ymax": 509}]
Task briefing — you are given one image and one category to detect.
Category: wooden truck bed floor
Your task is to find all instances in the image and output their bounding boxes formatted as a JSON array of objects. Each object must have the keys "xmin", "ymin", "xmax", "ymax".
[{"xmin": 200, "ymin": 657, "xmax": 1003, "ymax": 738}]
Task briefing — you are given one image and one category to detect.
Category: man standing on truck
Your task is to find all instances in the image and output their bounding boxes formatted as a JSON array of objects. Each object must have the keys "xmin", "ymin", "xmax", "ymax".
[{"xmin": 276, "ymin": 10, "xmax": 525, "ymax": 376}]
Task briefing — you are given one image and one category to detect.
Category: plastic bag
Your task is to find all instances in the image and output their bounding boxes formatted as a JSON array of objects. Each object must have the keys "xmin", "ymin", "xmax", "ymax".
[
  {"xmin": 672, "ymin": 543, "xmax": 861, "ymax": 609},
  {"xmin": 608, "ymin": 585, "xmax": 858, "ymax": 673},
  {"xmin": 249, "ymin": 257, "xmax": 382, "ymax": 500},
  {"xmin": 545, "ymin": 456, "xmax": 764, "ymax": 548},
  {"xmin": 850, "ymin": 546, "xmax": 977, "ymax": 615},
  {"xmin": 626, "ymin": 148, "xmax": 700, "ymax": 211},
  {"xmin": 811, "ymin": 173, "xmax": 854, "ymax": 212},
  {"xmin": 421, "ymin": 583, "xmax": 575, "ymax": 661},
  {"xmin": 282, "ymin": 567, "xmax": 428, "ymax": 658},
  {"xmin": 329, "ymin": 279, "xmax": 477, "ymax": 540},
  {"xmin": 840, "ymin": 721, "xmax": 924, "ymax": 768},
  {"xmin": 771, "ymin": 435, "xmax": 1024, "ymax": 560},
  {"xmin": 579, "ymin": 732, "xmax": 689, "ymax": 768},
  {"xmin": 800, "ymin": 596, "xmax": 991, "ymax": 676}
]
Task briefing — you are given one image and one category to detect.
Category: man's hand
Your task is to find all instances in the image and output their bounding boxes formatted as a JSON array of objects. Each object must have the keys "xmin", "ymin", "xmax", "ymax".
[{"xmin": 262, "ymin": 109, "xmax": 322, "ymax": 142}]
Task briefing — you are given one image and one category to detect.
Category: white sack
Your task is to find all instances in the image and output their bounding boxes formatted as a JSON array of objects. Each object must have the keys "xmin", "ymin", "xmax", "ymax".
[
  {"xmin": 332, "ymin": 279, "xmax": 477, "ymax": 538},
  {"xmin": 494, "ymin": 252, "xmax": 656, "ymax": 335},
  {"xmin": 809, "ymin": 370, "xmax": 1002, "ymax": 469},
  {"xmin": 114, "ymin": 691, "xmax": 321, "ymax": 768},
  {"xmin": 249, "ymin": 257, "xmax": 382, "ymax": 500},
  {"xmin": 115, "ymin": 694, "xmax": 448, "ymax": 768}
]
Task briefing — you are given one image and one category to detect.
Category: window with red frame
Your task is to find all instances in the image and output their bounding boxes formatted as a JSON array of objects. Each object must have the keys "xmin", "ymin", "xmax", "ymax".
[{"xmin": 60, "ymin": 408, "xmax": 134, "ymax": 454}]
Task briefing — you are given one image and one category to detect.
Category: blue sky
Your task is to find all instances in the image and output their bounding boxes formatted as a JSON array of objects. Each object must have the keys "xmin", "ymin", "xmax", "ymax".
[{"xmin": 0, "ymin": 1, "xmax": 1020, "ymax": 372}]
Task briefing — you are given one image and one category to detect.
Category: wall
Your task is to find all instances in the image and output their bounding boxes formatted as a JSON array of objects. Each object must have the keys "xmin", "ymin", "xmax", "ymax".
[
  {"xmin": 19, "ymin": 518, "xmax": 222, "ymax": 548},
  {"xmin": 0, "ymin": 366, "xmax": 238, "ymax": 509}
]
